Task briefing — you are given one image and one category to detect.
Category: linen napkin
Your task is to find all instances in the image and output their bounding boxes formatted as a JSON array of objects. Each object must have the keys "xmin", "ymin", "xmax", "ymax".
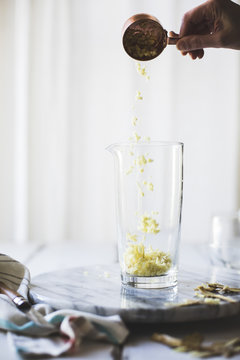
[{"xmin": 0, "ymin": 253, "xmax": 129, "ymax": 357}]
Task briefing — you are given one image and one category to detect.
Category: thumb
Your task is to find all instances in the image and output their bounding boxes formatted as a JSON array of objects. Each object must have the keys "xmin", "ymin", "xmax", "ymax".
[{"xmin": 177, "ymin": 33, "xmax": 221, "ymax": 51}]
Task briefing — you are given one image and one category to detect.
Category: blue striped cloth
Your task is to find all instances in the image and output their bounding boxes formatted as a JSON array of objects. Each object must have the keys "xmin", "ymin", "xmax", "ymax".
[{"xmin": 0, "ymin": 254, "xmax": 129, "ymax": 357}]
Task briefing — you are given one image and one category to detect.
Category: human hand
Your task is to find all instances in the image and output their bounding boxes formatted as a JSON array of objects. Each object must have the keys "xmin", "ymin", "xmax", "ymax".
[{"xmin": 172, "ymin": 0, "xmax": 240, "ymax": 59}]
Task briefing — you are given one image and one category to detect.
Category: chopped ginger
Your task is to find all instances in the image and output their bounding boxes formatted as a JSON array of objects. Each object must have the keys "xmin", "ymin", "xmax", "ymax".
[
  {"xmin": 147, "ymin": 182, "xmax": 154, "ymax": 191},
  {"xmin": 134, "ymin": 132, "xmax": 141, "ymax": 142},
  {"xmin": 122, "ymin": 62, "xmax": 171, "ymax": 278},
  {"xmin": 203, "ymin": 298, "xmax": 220, "ymax": 305},
  {"xmin": 138, "ymin": 213, "xmax": 160, "ymax": 234},
  {"xmin": 136, "ymin": 91, "xmax": 143, "ymax": 100},
  {"xmin": 136, "ymin": 62, "xmax": 150, "ymax": 80},
  {"xmin": 132, "ymin": 116, "xmax": 138, "ymax": 126},
  {"xmin": 143, "ymin": 136, "xmax": 151, "ymax": 142},
  {"xmin": 129, "ymin": 132, "xmax": 141, "ymax": 143},
  {"xmin": 143, "ymin": 181, "xmax": 154, "ymax": 191},
  {"xmin": 124, "ymin": 242, "xmax": 171, "ymax": 276},
  {"xmin": 134, "ymin": 155, "xmax": 154, "ymax": 168},
  {"xmin": 104, "ymin": 271, "xmax": 110, "ymax": 278},
  {"xmin": 126, "ymin": 166, "xmax": 134, "ymax": 175},
  {"xmin": 126, "ymin": 232, "xmax": 138, "ymax": 242},
  {"xmin": 135, "ymin": 155, "xmax": 147, "ymax": 166},
  {"xmin": 137, "ymin": 182, "xmax": 144, "ymax": 197}
]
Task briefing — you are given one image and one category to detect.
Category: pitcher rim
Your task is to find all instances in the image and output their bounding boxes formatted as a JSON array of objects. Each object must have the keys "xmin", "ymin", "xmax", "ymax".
[{"xmin": 107, "ymin": 141, "xmax": 184, "ymax": 150}]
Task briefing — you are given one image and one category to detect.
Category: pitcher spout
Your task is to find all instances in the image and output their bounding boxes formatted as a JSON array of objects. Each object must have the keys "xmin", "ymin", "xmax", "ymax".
[
  {"xmin": 105, "ymin": 144, "xmax": 115, "ymax": 154},
  {"xmin": 105, "ymin": 143, "xmax": 124, "ymax": 155}
]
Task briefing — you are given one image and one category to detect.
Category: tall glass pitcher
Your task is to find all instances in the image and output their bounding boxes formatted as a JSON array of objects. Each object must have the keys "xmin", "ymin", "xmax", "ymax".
[{"xmin": 107, "ymin": 141, "xmax": 183, "ymax": 288}]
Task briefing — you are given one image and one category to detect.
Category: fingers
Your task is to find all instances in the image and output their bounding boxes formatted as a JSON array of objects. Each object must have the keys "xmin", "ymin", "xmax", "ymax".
[
  {"xmin": 169, "ymin": 31, "xmax": 179, "ymax": 38},
  {"xmin": 168, "ymin": 31, "xmax": 179, "ymax": 45},
  {"xmin": 189, "ymin": 49, "xmax": 204, "ymax": 59},
  {"xmin": 169, "ymin": 31, "xmax": 205, "ymax": 59},
  {"xmin": 177, "ymin": 33, "xmax": 221, "ymax": 51},
  {"xmin": 181, "ymin": 49, "xmax": 204, "ymax": 59}
]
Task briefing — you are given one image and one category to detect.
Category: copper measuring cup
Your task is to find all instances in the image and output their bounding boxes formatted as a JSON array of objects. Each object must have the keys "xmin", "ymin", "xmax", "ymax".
[{"xmin": 122, "ymin": 13, "xmax": 178, "ymax": 61}]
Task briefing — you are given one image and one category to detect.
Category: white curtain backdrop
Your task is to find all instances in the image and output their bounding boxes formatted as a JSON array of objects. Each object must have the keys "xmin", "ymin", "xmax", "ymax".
[{"xmin": 0, "ymin": 0, "xmax": 239, "ymax": 245}]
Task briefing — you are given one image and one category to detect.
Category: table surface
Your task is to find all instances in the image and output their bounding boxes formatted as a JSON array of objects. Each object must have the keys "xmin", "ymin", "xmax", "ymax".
[{"xmin": 1, "ymin": 241, "xmax": 240, "ymax": 360}]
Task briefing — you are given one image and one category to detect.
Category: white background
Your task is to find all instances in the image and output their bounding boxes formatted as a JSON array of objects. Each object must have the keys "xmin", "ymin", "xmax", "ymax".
[{"xmin": 0, "ymin": 0, "xmax": 239, "ymax": 246}]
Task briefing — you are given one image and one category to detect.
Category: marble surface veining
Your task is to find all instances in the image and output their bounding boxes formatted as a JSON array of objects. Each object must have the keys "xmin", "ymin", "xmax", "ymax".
[{"xmin": 30, "ymin": 264, "xmax": 240, "ymax": 323}]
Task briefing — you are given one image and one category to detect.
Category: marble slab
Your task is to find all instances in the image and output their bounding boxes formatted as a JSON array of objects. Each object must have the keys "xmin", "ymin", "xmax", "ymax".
[{"xmin": 29, "ymin": 264, "xmax": 240, "ymax": 324}]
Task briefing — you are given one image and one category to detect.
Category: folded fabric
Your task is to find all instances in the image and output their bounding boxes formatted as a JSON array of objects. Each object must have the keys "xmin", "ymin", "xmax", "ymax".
[{"xmin": 0, "ymin": 254, "xmax": 129, "ymax": 357}]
